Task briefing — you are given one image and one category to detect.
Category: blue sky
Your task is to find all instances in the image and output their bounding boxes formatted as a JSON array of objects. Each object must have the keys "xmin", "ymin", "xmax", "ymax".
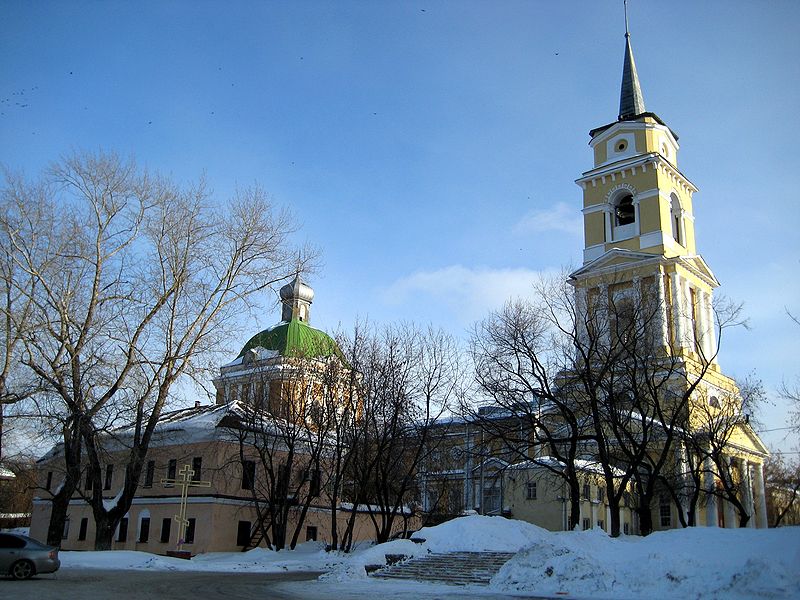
[{"xmin": 2, "ymin": 1, "xmax": 799, "ymax": 453}]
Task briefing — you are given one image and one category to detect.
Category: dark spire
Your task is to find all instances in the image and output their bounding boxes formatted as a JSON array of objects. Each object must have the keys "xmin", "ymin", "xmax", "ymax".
[{"xmin": 618, "ymin": 1, "xmax": 646, "ymax": 120}]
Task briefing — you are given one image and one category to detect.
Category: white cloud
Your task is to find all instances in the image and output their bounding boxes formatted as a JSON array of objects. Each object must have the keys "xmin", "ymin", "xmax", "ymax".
[
  {"xmin": 382, "ymin": 264, "xmax": 560, "ymax": 326},
  {"xmin": 513, "ymin": 202, "xmax": 583, "ymax": 237}
]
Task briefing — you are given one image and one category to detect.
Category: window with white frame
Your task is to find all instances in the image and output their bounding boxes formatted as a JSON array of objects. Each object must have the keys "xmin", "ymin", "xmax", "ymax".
[
  {"xmin": 659, "ymin": 496, "xmax": 671, "ymax": 527},
  {"xmin": 670, "ymin": 193, "xmax": 683, "ymax": 245},
  {"xmin": 526, "ymin": 481, "xmax": 537, "ymax": 500}
]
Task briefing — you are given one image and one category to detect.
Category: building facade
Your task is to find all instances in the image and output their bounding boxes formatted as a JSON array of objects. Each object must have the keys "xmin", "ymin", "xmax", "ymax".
[{"xmin": 30, "ymin": 276, "xmax": 407, "ymax": 553}]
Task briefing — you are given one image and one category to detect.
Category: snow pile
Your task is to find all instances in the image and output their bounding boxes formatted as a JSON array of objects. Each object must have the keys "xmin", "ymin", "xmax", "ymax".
[
  {"xmin": 62, "ymin": 550, "xmax": 191, "ymax": 571},
  {"xmin": 418, "ymin": 514, "xmax": 550, "ymax": 553},
  {"xmin": 60, "ymin": 541, "xmax": 344, "ymax": 573},
  {"xmin": 492, "ymin": 525, "xmax": 800, "ymax": 600},
  {"xmin": 322, "ymin": 539, "xmax": 426, "ymax": 582}
]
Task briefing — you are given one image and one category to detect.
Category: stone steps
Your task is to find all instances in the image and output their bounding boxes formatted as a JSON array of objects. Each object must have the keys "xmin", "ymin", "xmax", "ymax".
[{"xmin": 371, "ymin": 551, "xmax": 516, "ymax": 585}]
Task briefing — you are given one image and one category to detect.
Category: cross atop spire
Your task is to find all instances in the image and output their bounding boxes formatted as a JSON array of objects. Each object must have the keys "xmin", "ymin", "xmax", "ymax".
[{"xmin": 618, "ymin": 0, "xmax": 646, "ymax": 120}]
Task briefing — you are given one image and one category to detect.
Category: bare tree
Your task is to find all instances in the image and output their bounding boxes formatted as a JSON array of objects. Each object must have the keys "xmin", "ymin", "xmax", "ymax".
[
  {"xmin": 682, "ymin": 375, "xmax": 765, "ymax": 528},
  {"xmin": 340, "ymin": 324, "xmax": 459, "ymax": 547},
  {"xmin": 468, "ymin": 296, "xmax": 590, "ymax": 530},
  {"xmin": 2, "ymin": 152, "xmax": 300, "ymax": 548},
  {"xmin": 227, "ymin": 352, "xmax": 342, "ymax": 551},
  {"xmin": 0, "ymin": 176, "xmax": 47, "ymax": 463},
  {"xmin": 466, "ymin": 271, "xmax": 749, "ymax": 536},
  {"xmin": 764, "ymin": 452, "xmax": 800, "ymax": 527}
]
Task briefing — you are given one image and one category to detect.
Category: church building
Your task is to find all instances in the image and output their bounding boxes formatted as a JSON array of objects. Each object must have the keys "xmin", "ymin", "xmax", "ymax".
[
  {"xmin": 30, "ymin": 276, "xmax": 400, "ymax": 553},
  {"xmin": 567, "ymin": 26, "xmax": 769, "ymax": 529}
]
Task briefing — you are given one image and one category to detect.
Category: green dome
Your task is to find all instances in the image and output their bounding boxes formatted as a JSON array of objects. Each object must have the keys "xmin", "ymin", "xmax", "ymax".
[{"xmin": 238, "ymin": 318, "xmax": 344, "ymax": 361}]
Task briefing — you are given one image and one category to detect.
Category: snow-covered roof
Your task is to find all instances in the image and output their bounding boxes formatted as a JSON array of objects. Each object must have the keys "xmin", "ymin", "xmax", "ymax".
[
  {"xmin": 0, "ymin": 466, "xmax": 16, "ymax": 480},
  {"xmin": 508, "ymin": 457, "xmax": 625, "ymax": 477}
]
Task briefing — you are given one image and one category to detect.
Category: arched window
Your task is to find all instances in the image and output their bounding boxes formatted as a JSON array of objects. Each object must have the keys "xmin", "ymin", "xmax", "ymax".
[
  {"xmin": 670, "ymin": 194, "xmax": 683, "ymax": 245},
  {"xmin": 615, "ymin": 194, "xmax": 635, "ymax": 226}
]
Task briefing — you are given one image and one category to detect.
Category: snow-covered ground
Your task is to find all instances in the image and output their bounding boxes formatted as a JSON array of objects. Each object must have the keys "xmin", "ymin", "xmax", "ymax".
[
  {"xmin": 48, "ymin": 516, "xmax": 800, "ymax": 599},
  {"xmin": 59, "ymin": 540, "xmax": 348, "ymax": 573}
]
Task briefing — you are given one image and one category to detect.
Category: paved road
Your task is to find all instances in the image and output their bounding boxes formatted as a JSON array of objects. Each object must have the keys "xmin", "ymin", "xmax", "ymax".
[
  {"xmin": 1, "ymin": 569, "xmax": 553, "ymax": 599},
  {"xmin": 1, "ymin": 569, "xmax": 323, "ymax": 600}
]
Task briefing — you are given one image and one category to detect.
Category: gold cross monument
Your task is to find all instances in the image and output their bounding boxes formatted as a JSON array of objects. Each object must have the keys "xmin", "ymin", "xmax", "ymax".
[{"xmin": 161, "ymin": 464, "xmax": 211, "ymax": 551}]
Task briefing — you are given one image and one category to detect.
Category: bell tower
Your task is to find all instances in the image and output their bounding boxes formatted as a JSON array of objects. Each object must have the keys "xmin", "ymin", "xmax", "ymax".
[
  {"xmin": 578, "ymin": 28, "xmax": 698, "ymax": 266},
  {"xmin": 569, "ymin": 16, "xmax": 721, "ymax": 366}
]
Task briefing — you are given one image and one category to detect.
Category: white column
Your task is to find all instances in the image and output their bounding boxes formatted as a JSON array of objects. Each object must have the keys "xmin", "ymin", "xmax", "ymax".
[
  {"xmin": 575, "ymin": 287, "xmax": 588, "ymax": 349},
  {"xmin": 674, "ymin": 443, "xmax": 690, "ymax": 523},
  {"xmin": 655, "ymin": 271, "xmax": 670, "ymax": 348},
  {"xmin": 754, "ymin": 462, "xmax": 768, "ymax": 529},
  {"xmin": 703, "ymin": 291, "xmax": 717, "ymax": 359},
  {"xmin": 604, "ymin": 207, "xmax": 612, "ymax": 243},
  {"xmin": 704, "ymin": 455, "xmax": 718, "ymax": 527},
  {"xmin": 671, "ymin": 274, "xmax": 686, "ymax": 351},
  {"xmin": 743, "ymin": 461, "xmax": 756, "ymax": 529},
  {"xmin": 723, "ymin": 495, "xmax": 736, "ymax": 528},
  {"xmin": 591, "ymin": 502, "xmax": 598, "ymax": 528},
  {"xmin": 599, "ymin": 283, "xmax": 610, "ymax": 349}
]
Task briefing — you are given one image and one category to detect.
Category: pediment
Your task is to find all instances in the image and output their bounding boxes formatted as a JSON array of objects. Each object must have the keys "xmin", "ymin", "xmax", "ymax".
[
  {"xmin": 570, "ymin": 250, "xmax": 720, "ymax": 289},
  {"xmin": 569, "ymin": 248, "xmax": 662, "ymax": 281},
  {"xmin": 675, "ymin": 255, "xmax": 720, "ymax": 288},
  {"xmin": 729, "ymin": 422, "xmax": 770, "ymax": 457}
]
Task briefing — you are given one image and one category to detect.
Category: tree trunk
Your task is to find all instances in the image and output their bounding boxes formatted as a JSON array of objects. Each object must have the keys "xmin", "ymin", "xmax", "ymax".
[
  {"xmin": 93, "ymin": 514, "xmax": 116, "ymax": 551},
  {"xmin": 638, "ymin": 502, "xmax": 654, "ymax": 536},
  {"xmin": 608, "ymin": 497, "xmax": 622, "ymax": 537},
  {"xmin": 47, "ymin": 489, "xmax": 72, "ymax": 547},
  {"xmin": 568, "ymin": 480, "xmax": 581, "ymax": 530}
]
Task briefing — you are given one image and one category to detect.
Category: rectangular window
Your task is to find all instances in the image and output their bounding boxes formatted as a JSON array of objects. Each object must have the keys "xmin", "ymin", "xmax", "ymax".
[
  {"xmin": 309, "ymin": 469, "xmax": 321, "ymax": 497},
  {"xmin": 582, "ymin": 518, "xmax": 590, "ymax": 531},
  {"xmin": 117, "ymin": 517, "xmax": 128, "ymax": 543},
  {"xmin": 660, "ymin": 498, "xmax": 672, "ymax": 527},
  {"xmin": 237, "ymin": 521, "xmax": 252, "ymax": 547},
  {"xmin": 104, "ymin": 464, "xmax": 114, "ymax": 490},
  {"xmin": 46, "ymin": 471, "xmax": 53, "ymax": 491},
  {"xmin": 597, "ymin": 519, "xmax": 604, "ymax": 531},
  {"xmin": 63, "ymin": 518, "xmax": 70, "ymax": 540},
  {"xmin": 526, "ymin": 482, "xmax": 537, "ymax": 500},
  {"xmin": 623, "ymin": 522, "xmax": 630, "ymax": 535},
  {"xmin": 278, "ymin": 463, "xmax": 289, "ymax": 486},
  {"xmin": 192, "ymin": 456, "xmax": 202, "ymax": 481},
  {"xmin": 185, "ymin": 518, "xmax": 196, "ymax": 544},
  {"xmin": 143, "ymin": 461, "xmax": 155, "ymax": 488},
  {"xmin": 160, "ymin": 518, "xmax": 171, "ymax": 543},
  {"xmin": 597, "ymin": 486, "xmax": 605, "ymax": 503},
  {"xmin": 306, "ymin": 526, "xmax": 318, "ymax": 542},
  {"xmin": 165, "ymin": 459, "xmax": 177, "ymax": 486},
  {"xmin": 582, "ymin": 482, "xmax": 590, "ymax": 499},
  {"xmin": 139, "ymin": 517, "xmax": 150, "ymax": 543},
  {"xmin": 78, "ymin": 517, "xmax": 88, "ymax": 541},
  {"xmin": 242, "ymin": 460, "xmax": 255, "ymax": 490}
]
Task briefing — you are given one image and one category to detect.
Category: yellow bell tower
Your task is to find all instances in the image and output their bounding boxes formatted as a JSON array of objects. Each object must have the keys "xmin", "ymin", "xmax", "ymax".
[
  {"xmin": 569, "ymin": 23, "xmax": 721, "ymax": 366},
  {"xmin": 568, "ymin": 18, "xmax": 770, "ymax": 530}
]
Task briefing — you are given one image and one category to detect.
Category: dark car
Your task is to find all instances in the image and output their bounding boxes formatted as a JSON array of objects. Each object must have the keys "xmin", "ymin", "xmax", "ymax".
[{"xmin": 0, "ymin": 532, "xmax": 60, "ymax": 579}]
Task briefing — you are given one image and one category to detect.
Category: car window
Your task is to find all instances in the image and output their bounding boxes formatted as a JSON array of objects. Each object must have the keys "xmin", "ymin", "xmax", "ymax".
[{"xmin": 0, "ymin": 534, "xmax": 26, "ymax": 549}]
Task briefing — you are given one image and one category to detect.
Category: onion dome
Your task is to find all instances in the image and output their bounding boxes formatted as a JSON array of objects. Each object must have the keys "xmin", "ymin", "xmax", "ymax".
[{"xmin": 236, "ymin": 318, "xmax": 343, "ymax": 361}]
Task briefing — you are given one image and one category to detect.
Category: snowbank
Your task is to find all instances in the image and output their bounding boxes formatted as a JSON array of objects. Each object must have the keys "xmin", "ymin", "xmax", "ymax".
[
  {"xmin": 327, "ymin": 516, "xmax": 800, "ymax": 599},
  {"xmin": 418, "ymin": 514, "xmax": 550, "ymax": 553},
  {"xmin": 60, "ymin": 541, "xmax": 344, "ymax": 573},
  {"xmin": 322, "ymin": 539, "xmax": 426, "ymax": 582},
  {"xmin": 492, "ymin": 525, "xmax": 800, "ymax": 600},
  {"xmin": 56, "ymin": 516, "xmax": 800, "ymax": 599}
]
